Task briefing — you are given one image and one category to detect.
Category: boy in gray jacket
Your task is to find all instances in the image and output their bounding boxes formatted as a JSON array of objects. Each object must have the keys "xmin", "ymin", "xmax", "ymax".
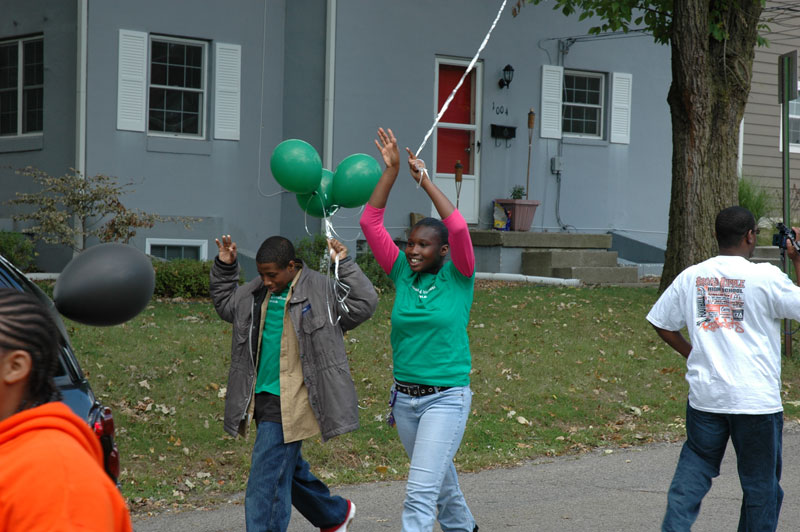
[{"xmin": 210, "ymin": 235, "xmax": 377, "ymax": 532}]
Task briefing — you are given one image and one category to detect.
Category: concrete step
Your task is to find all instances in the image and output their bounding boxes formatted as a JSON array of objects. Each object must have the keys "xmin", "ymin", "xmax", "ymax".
[
  {"xmin": 755, "ymin": 246, "xmax": 780, "ymax": 259},
  {"xmin": 751, "ymin": 257, "xmax": 782, "ymax": 268},
  {"xmin": 470, "ymin": 230, "xmax": 611, "ymax": 249},
  {"xmin": 521, "ymin": 249, "xmax": 618, "ymax": 276},
  {"xmin": 552, "ymin": 266, "xmax": 639, "ymax": 285}
]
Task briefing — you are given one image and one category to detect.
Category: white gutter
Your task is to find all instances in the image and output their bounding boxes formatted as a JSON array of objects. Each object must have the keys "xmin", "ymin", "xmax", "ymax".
[
  {"xmin": 323, "ymin": 0, "xmax": 336, "ymax": 170},
  {"xmin": 321, "ymin": 0, "xmax": 337, "ymax": 235},
  {"xmin": 75, "ymin": 0, "xmax": 88, "ymax": 176},
  {"xmin": 475, "ymin": 271, "xmax": 581, "ymax": 286},
  {"xmin": 74, "ymin": 0, "xmax": 89, "ymax": 254}
]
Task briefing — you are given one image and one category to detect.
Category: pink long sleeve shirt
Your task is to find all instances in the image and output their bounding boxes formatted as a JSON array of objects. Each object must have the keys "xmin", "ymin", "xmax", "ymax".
[{"xmin": 360, "ymin": 205, "xmax": 475, "ymax": 386}]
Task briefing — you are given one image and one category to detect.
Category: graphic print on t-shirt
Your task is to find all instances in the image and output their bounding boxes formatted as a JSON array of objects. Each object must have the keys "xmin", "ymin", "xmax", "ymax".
[{"xmin": 695, "ymin": 276, "xmax": 745, "ymax": 332}]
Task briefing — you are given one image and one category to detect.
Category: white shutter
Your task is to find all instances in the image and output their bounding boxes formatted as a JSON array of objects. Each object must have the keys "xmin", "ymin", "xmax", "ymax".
[
  {"xmin": 116, "ymin": 30, "xmax": 147, "ymax": 132},
  {"xmin": 214, "ymin": 43, "xmax": 241, "ymax": 141},
  {"xmin": 610, "ymin": 72, "xmax": 632, "ymax": 144},
  {"xmin": 540, "ymin": 65, "xmax": 563, "ymax": 139}
]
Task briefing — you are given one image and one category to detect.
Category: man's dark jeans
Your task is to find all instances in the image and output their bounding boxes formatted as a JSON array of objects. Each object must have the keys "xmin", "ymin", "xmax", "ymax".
[{"xmin": 662, "ymin": 403, "xmax": 783, "ymax": 532}]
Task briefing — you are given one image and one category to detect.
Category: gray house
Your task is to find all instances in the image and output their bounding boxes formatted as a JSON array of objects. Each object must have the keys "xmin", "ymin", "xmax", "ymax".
[{"xmin": 0, "ymin": 0, "xmax": 673, "ymax": 276}]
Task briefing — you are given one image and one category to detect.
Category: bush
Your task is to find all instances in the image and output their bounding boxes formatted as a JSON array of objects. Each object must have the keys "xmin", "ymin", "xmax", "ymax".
[
  {"xmin": 295, "ymin": 234, "xmax": 329, "ymax": 272},
  {"xmin": 34, "ymin": 279, "xmax": 54, "ymax": 299},
  {"xmin": 0, "ymin": 231, "xmax": 36, "ymax": 272},
  {"xmin": 356, "ymin": 249, "xmax": 393, "ymax": 293},
  {"xmin": 152, "ymin": 259, "xmax": 213, "ymax": 299},
  {"xmin": 739, "ymin": 177, "xmax": 774, "ymax": 222},
  {"xmin": 294, "ymin": 234, "xmax": 394, "ymax": 292}
]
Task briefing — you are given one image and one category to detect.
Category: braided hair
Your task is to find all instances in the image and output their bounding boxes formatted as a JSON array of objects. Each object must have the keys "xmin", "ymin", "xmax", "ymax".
[{"xmin": 0, "ymin": 288, "xmax": 62, "ymax": 410}]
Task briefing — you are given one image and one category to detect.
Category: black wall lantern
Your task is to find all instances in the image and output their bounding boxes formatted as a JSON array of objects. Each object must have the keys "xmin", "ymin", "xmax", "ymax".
[{"xmin": 498, "ymin": 64, "xmax": 514, "ymax": 89}]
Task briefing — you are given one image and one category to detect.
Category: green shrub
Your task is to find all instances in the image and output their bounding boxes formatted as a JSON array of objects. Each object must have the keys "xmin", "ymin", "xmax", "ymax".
[
  {"xmin": 739, "ymin": 177, "xmax": 774, "ymax": 222},
  {"xmin": 34, "ymin": 279, "xmax": 54, "ymax": 299},
  {"xmin": 356, "ymin": 248, "xmax": 394, "ymax": 293},
  {"xmin": 152, "ymin": 259, "xmax": 213, "ymax": 299},
  {"xmin": 294, "ymin": 234, "xmax": 394, "ymax": 292},
  {"xmin": 295, "ymin": 234, "xmax": 329, "ymax": 272},
  {"xmin": 0, "ymin": 231, "xmax": 36, "ymax": 271}
]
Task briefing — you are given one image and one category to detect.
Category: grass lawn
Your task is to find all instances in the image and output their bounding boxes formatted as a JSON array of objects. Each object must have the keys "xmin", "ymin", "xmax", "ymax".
[{"xmin": 65, "ymin": 281, "xmax": 800, "ymax": 514}]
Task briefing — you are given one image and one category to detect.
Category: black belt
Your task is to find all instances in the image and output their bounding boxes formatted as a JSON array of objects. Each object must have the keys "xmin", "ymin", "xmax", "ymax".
[{"xmin": 394, "ymin": 381, "xmax": 451, "ymax": 397}]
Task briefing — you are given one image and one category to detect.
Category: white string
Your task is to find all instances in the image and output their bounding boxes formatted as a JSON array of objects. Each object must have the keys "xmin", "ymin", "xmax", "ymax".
[{"xmin": 413, "ymin": 0, "xmax": 508, "ymax": 158}]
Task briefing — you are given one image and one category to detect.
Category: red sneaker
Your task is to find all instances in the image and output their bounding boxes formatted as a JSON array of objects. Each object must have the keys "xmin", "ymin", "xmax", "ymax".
[{"xmin": 321, "ymin": 500, "xmax": 356, "ymax": 532}]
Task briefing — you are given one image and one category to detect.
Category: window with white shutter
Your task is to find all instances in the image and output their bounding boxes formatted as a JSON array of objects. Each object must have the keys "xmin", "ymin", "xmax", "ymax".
[
  {"xmin": 148, "ymin": 35, "xmax": 207, "ymax": 137},
  {"xmin": 540, "ymin": 66, "xmax": 632, "ymax": 143}
]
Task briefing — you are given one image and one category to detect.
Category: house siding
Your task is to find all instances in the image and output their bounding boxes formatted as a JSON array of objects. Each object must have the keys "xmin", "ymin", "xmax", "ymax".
[
  {"xmin": 0, "ymin": 0, "xmax": 78, "ymax": 269},
  {"xmin": 742, "ymin": 0, "xmax": 800, "ymax": 210}
]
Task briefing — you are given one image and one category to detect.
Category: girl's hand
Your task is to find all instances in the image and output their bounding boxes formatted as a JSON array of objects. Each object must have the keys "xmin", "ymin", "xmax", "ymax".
[
  {"xmin": 374, "ymin": 128, "xmax": 400, "ymax": 169},
  {"xmin": 406, "ymin": 147, "xmax": 426, "ymax": 184}
]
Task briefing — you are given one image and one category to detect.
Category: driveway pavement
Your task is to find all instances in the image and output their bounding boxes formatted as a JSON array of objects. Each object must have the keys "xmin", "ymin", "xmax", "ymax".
[{"xmin": 133, "ymin": 424, "xmax": 800, "ymax": 531}]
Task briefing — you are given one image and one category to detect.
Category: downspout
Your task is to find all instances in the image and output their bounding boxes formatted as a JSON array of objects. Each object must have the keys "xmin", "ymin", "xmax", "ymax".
[
  {"xmin": 737, "ymin": 118, "xmax": 744, "ymax": 178},
  {"xmin": 323, "ymin": 0, "xmax": 336, "ymax": 171},
  {"xmin": 74, "ymin": 0, "xmax": 88, "ymax": 254},
  {"xmin": 321, "ymin": 0, "xmax": 336, "ymax": 234}
]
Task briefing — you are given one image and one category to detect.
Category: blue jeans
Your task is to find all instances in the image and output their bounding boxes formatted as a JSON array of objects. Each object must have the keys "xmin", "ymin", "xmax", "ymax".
[
  {"xmin": 662, "ymin": 403, "xmax": 783, "ymax": 532},
  {"xmin": 245, "ymin": 421, "xmax": 348, "ymax": 532},
  {"xmin": 392, "ymin": 385, "xmax": 475, "ymax": 532}
]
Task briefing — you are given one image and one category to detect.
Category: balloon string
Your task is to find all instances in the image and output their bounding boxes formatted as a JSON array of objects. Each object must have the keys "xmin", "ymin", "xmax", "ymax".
[{"xmin": 414, "ymin": 0, "xmax": 508, "ymax": 158}]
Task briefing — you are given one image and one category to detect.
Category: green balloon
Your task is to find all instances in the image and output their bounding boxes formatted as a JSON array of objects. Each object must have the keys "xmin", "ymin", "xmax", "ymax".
[
  {"xmin": 332, "ymin": 153, "xmax": 381, "ymax": 208},
  {"xmin": 270, "ymin": 139, "xmax": 322, "ymax": 194},
  {"xmin": 296, "ymin": 169, "xmax": 339, "ymax": 218}
]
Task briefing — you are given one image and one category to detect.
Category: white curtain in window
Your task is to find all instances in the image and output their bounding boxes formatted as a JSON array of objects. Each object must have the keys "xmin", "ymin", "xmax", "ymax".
[
  {"xmin": 116, "ymin": 29, "xmax": 147, "ymax": 132},
  {"xmin": 214, "ymin": 43, "xmax": 241, "ymax": 141}
]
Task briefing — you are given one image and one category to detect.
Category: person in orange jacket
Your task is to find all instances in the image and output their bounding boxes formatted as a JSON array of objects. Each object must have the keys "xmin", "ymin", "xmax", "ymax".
[{"xmin": 0, "ymin": 288, "xmax": 132, "ymax": 532}]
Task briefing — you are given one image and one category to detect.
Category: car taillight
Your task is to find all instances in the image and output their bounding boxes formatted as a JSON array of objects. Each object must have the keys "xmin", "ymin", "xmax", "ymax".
[
  {"xmin": 93, "ymin": 406, "xmax": 120, "ymax": 482},
  {"xmin": 97, "ymin": 407, "xmax": 115, "ymax": 436}
]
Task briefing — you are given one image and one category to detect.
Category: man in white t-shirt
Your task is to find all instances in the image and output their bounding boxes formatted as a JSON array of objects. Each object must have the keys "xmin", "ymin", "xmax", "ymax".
[{"xmin": 647, "ymin": 206, "xmax": 800, "ymax": 532}]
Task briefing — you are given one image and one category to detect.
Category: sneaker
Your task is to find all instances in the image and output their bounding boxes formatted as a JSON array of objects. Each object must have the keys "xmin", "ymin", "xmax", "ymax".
[
  {"xmin": 321, "ymin": 500, "xmax": 356, "ymax": 532},
  {"xmin": 473, "ymin": 525, "xmax": 479, "ymax": 532}
]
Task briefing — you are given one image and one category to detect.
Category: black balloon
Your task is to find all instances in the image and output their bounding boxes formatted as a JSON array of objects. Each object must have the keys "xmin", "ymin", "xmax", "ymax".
[{"xmin": 54, "ymin": 243, "xmax": 155, "ymax": 326}]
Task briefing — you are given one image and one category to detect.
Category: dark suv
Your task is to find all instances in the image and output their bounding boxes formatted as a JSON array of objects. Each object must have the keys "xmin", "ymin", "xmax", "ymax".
[{"xmin": 0, "ymin": 253, "xmax": 119, "ymax": 482}]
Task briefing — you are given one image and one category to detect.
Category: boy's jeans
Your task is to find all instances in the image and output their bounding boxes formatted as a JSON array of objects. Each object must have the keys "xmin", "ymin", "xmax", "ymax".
[
  {"xmin": 662, "ymin": 403, "xmax": 783, "ymax": 532},
  {"xmin": 392, "ymin": 385, "xmax": 476, "ymax": 532},
  {"xmin": 245, "ymin": 421, "xmax": 348, "ymax": 532}
]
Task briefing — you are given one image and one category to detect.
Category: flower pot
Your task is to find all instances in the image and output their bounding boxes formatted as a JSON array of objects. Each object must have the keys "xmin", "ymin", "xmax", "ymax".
[{"xmin": 493, "ymin": 199, "xmax": 540, "ymax": 231}]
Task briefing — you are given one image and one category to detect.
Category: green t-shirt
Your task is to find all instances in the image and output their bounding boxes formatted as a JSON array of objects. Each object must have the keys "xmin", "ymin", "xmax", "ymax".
[
  {"xmin": 255, "ymin": 287, "xmax": 289, "ymax": 395},
  {"xmin": 389, "ymin": 252, "xmax": 474, "ymax": 387}
]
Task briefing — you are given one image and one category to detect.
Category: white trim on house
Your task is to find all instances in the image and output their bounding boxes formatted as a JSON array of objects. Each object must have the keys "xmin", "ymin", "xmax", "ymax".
[
  {"xmin": 116, "ymin": 29, "xmax": 148, "ymax": 132},
  {"xmin": 610, "ymin": 72, "xmax": 632, "ymax": 144},
  {"xmin": 213, "ymin": 42, "xmax": 241, "ymax": 141},
  {"xmin": 145, "ymin": 238, "xmax": 208, "ymax": 260},
  {"xmin": 147, "ymin": 35, "xmax": 208, "ymax": 139},
  {"xmin": 540, "ymin": 64, "xmax": 563, "ymax": 139},
  {"xmin": 431, "ymin": 56, "xmax": 482, "ymax": 224}
]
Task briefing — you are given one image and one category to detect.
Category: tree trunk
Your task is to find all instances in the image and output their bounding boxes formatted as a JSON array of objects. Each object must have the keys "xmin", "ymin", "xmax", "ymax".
[{"xmin": 659, "ymin": 0, "xmax": 763, "ymax": 291}]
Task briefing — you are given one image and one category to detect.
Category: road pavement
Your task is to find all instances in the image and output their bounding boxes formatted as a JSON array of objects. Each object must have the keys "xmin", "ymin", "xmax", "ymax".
[{"xmin": 133, "ymin": 424, "xmax": 800, "ymax": 531}]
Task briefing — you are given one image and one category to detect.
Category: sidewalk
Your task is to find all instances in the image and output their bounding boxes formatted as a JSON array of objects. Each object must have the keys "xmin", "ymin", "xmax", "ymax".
[{"xmin": 133, "ymin": 425, "xmax": 800, "ymax": 531}]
